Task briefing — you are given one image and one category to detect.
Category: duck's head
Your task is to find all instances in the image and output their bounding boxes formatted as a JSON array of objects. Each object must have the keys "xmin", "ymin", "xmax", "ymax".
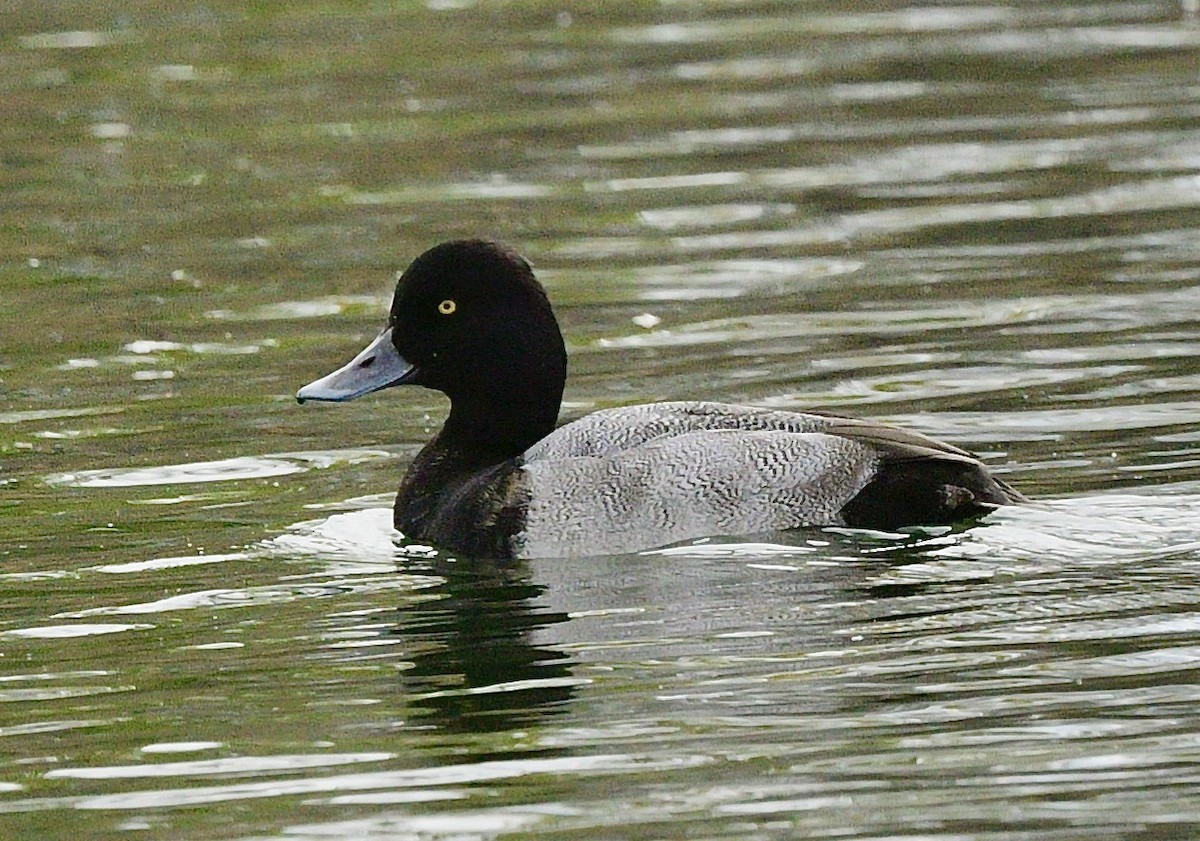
[{"xmin": 297, "ymin": 240, "xmax": 567, "ymax": 445}]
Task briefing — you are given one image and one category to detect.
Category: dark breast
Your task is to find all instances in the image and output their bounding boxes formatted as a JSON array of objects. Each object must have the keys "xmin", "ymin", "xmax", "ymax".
[{"xmin": 395, "ymin": 457, "xmax": 529, "ymax": 558}]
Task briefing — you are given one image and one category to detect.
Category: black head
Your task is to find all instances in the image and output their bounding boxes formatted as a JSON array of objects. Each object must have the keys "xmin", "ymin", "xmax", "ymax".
[
  {"xmin": 298, "ymin": 240, "xmax": 568, "ymax": 454},
  {"xmin": 389, "ymin": 241, "xmax": 561, "ymax": 396}
]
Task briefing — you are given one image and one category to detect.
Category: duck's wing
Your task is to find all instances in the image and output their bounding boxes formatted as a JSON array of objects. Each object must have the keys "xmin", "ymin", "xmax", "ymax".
[
  {"xmin": 515, "ymin": 428, "xmax": 881, "ymax": 558},
  {"xmin": 819, "ymin": 417, "xmax": 981, "ymax": 462}
]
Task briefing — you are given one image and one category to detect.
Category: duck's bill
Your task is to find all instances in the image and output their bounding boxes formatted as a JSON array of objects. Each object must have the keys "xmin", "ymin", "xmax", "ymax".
[{"xmin": 296, "ymin": 327, "xmax": 414, "ymax": 403}]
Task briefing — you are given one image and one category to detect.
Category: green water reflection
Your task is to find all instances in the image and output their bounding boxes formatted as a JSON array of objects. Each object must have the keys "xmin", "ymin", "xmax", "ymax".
[{"xmin": 3, "ymin": 0, "xmax": 1200, "ymax": 838}]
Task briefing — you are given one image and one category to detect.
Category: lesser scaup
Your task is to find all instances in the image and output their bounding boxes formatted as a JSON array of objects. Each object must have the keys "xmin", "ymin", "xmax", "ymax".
[{"xmin": 297, "ymin": 240, "xmax": 1025, "ymax": 557}]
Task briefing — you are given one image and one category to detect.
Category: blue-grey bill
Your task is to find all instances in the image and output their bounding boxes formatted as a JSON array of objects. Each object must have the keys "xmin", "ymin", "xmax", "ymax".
[{"xmin": 296, "ymin": 327, "xmax": 413, "ymax": 403}]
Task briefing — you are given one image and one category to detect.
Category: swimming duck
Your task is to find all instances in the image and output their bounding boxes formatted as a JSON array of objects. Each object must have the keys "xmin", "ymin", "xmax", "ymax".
[{"xmin": 297, "ymin": 240, "xmax": 1024, "ymax": 558}]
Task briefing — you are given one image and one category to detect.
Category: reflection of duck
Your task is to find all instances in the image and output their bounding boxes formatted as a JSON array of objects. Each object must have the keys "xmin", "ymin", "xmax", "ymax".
[
  {"xmin": 298, "ymin": 240, "xmax": 1025, "ymax": 558},
  {"xmin": 391, "ymin": 558, "xmax": 574, "ymax": 733}
]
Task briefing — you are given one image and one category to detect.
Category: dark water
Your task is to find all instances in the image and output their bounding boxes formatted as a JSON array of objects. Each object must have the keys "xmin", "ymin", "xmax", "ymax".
[{"xmin": 3, "ymin": 1, "xmax": 1200, "ymax": 838}]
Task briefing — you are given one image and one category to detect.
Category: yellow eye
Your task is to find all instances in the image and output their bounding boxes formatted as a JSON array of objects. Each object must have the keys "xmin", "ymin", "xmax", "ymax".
[{"xmin": 437, "ymin": 299, "xmax": 456, "ymax": 315}]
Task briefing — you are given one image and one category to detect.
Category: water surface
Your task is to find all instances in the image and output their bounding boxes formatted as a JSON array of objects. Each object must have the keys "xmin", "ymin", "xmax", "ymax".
[{"xmin": 3, "ymin": 1, "xmax": 1200, "ymax": 838}]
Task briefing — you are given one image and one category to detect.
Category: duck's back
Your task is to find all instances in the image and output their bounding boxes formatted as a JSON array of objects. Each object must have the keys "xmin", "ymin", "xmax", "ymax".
[
  {"xmin": 510, "ymin": 401, "xmax": 1021, "ymax": 558},
  {"xmin": 525, "ymin": 401, "xmax": 836, "ymax": 459}
]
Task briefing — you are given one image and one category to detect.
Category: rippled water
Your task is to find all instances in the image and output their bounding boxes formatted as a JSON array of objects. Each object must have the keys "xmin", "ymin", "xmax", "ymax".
[{"xmin": 3, "ymin": 1, "xmax": 1200, "ymax": 838}]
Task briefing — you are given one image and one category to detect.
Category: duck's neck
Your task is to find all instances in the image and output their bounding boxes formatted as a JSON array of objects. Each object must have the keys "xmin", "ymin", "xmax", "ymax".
[
  {"xmin": 395, "ymin": 378, "xmax": 563, "ymax": 539},
  {"xmin": 433, "ymin": 317, "xmax": 567, "ymax": 466},
  {"xmin": 440, "ymin": 384, "xmax": 561, "ymax": 463}
]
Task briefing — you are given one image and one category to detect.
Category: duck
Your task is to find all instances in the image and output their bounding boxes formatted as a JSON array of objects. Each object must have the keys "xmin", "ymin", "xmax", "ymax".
[{"xmin": 297, "ymin": 239, "xmax": 1025, "ymax": 558}]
